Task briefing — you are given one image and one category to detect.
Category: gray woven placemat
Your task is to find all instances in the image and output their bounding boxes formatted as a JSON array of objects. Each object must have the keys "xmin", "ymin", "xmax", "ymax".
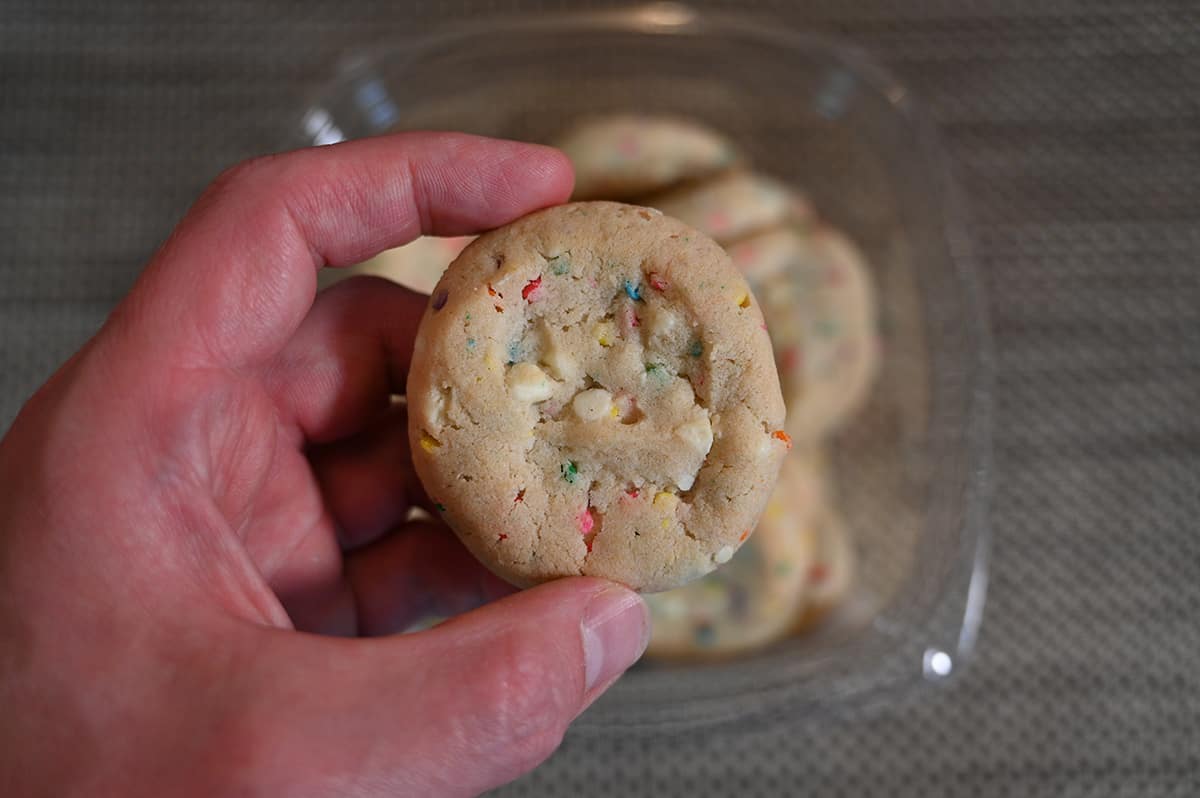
[{"xmin": 3, "ymin": 2, "xmax": 1199, "ymax": 796}]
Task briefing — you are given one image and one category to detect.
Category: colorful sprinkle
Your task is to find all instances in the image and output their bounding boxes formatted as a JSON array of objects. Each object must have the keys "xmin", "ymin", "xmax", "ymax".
[
  {"xmin": 487, "ymin": 283, "xmax": 501, "ymax": 298},
  {"xmin": 645, "ymin": 362, "xmax": 664, "ymax": 376},
  {"xmin": 431, "ymin": 289, "xmax": 448, "ymax": 311},
  {"xmin": 689, "ymin": 339, "xmax": 703, "ymax": 358},
  {"xmin": 772, "ymin": 430, "xmax": 793, "ymax": 450},
  {"xmin": 514, "ymin": 489, "xmax": 525, "ymax": 504},
  {"xmin": 736, "ymin": 292, "xmax": 751, "ymax": 309},
  {"xmin": 578, "ymin": 508, "xmax": 595, "ymax": 535},
  {"xmin": 498, "ymin": 533, "xmax": 508, "ymax": 542},
  {"xmin": 560, "ymin": 460, "xmax": 579, "ymax": 484},
  {"xmin": 623, "ymin": 307, "xmax": 640, "ymax": 329},
  {"xmin": 595, "ymin": 321, "xmax": 615, "ymax": 347},
  {"xmin": 648, "ymin": 272, "xmax": 669, "ymax": 292},
  {"xmin": 653, "ymin": 491, "xmax": 679, "ymax": 512},
  {"xmin": 739, "ymin": 529, "xmax": 750, "ymax": 543},
  {"xmin": 419, "ymin": 434, "xmax": 441, "ymax": 454},
  {"xmin": 506, "ymin": 340, "xmax": 522, "ymax": 365},
  {"xmin": 623, "ymin": 280, "xmax": 642, "ymax": 302},
  {"xmin": 466, "ymin": 338, "xmax": 476, "ymax": 351},
  {"xmin": 549, "ymin": 255, "xmax": 571, "ymax": 276},
  {"xmin": 434, "ymin": 502, "xmax": 446, "ymax": 512},
  {"xmin": 494, "ymin": 305, "xmax": 504, "ymax": 313},
  {"xmin": 522, "ymin": 275, "xmax": 543, "ymax": 302},
  {"xmin": 626, "ymin": 486, "xmax": 640, "ymax": 499}
]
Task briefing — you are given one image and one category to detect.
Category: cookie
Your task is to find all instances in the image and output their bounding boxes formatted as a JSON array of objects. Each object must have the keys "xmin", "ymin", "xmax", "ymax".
[
  {"xmin": 647, "ymin": 170, "xmax": 811, "ymax": 245},
  {"xmin": 318, "ymin": 235, "xmax": 474, "ymax": 294},
  {"xmin": 792, "ymin": 502, "xmax": 856, "ymax": 630},
  {"xmin": 644, "ymin": 448, "xmax": 826, "ymax": 660},
  {"xmin": 555, "ymin": 115, "xmax": 738, "ymax": 201},
  {"xmin": 407, "ymin": 201, "xmax": 789, "ymax": 593},
  {"xmin": 730, "ymin": 225, "xmax": 880, "ymax": 442}
]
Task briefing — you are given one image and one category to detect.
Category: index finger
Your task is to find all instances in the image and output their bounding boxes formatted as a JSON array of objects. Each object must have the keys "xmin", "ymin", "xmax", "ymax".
[{"xmin": 112, "ymin": 133, "xmax": 574, "ymax": 369}]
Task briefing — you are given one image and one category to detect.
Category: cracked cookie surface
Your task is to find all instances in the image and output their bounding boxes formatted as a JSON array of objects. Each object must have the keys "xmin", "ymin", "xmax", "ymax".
[{"xmin": 407, "ymin": 201, "xmax": 788, "ymax": 592}]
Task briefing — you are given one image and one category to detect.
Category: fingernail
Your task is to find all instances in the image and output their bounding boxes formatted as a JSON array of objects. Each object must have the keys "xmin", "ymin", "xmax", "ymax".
[{"xmin": 582, "ymin": 586, "xmax": 650, "ymax": 692}]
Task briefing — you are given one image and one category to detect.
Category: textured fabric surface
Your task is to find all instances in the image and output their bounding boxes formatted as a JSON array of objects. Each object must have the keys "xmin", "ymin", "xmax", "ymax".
[{"xmin": 3, "ymin": 1, "xmax": 1199, "ymax": 796}]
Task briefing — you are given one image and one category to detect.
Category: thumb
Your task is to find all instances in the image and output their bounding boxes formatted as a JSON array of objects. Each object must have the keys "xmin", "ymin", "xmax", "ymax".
[{"xmin": 237, "ymin": 578, "xmax": 649, "ymax": 797}]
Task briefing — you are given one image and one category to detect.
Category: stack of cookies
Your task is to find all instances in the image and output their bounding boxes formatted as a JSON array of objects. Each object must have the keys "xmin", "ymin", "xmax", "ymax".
[
  {"xmin": 337, "ymin": 115, "xmax": 879, "ymax": 661},
  {"xmin": 559, "ymin": 115, "xmax": 878, "ymax": 660}
]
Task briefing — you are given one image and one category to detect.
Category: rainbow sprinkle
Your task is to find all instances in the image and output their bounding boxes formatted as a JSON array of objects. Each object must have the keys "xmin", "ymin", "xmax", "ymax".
[
  {"xmin": 549, "ymin": 255, "xmax": 571, "ymax": 276},
  {"xmin": 522, "ymin": 276, "xmax": 543, "ymax": 302},
  {"xmin": 623, "ymin": 280, "xmax": 642, "ymax": 302},
  {"xmin": 578, "ymin": 508, "xmax": 595, "ymax": 535},
  {"xmin": 561, "ymin": 461, "xmax": 579, "ymax": 483},
  {"xmin": 431, "ymin": 289, "xmax": 448, "ymax": 311},
  {"xmin": 648, "ymin": 272, "xmax": 669, "ymax": 292}
]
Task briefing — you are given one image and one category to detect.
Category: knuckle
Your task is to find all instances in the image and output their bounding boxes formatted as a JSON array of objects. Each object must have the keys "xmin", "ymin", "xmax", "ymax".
[{"xmin": 468, "ymin": 630, "xmax": 576, "ymax": 773}]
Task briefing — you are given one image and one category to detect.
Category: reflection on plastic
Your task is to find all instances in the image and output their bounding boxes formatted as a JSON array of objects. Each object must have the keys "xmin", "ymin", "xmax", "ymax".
[
  {"xmin": 302, "ymin": 108, "xmax": 346, "ymax": 145},
  {"xmin": 629, "ymin": 2, "xmax": 696, "ymax": 32},
  {"xmin": 815, "ymin": 68, "xmax": 858, "ymax": 121},
  {"xmin": 355, "ymin": 78, "xmax": 400, "ymax": 131},
  {"xmin": 923, "ymin": 648, "xmax": 953, "ymax": 679}
]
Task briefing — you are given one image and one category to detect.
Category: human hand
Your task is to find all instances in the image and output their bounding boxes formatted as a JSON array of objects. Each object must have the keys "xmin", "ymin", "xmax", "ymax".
[{"xmin": 0, "ymin": 134, "xmax": 649, "ymax": 797}]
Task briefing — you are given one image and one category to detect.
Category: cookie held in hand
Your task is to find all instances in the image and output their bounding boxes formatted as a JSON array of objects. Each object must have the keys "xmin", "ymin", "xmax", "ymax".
[{"xmin": 407, "ymin": 201, "xmax": 788, "ymax": 592}]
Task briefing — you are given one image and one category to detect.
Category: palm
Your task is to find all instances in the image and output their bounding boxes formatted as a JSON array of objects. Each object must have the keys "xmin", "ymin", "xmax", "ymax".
[
  {"xmin": 0, "ymin": 134, "xmax": 655, "ymax": 798},
  {"xmin": 198, "ymin": 375, "xmax": 348, "ymax": 633}
]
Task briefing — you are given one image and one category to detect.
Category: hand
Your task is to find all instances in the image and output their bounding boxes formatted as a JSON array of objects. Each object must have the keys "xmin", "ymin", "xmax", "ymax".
[{"xmin": 0, "ymin": 134, "xmax": 649, "ymax": 797}]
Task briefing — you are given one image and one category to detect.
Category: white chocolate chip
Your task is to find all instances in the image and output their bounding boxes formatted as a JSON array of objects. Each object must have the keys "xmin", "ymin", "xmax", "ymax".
[
  {"xmin": 676, "ymin": 469, "xmax": 697, "ymax": 491},
  {"xmin": 675, "ymin": 415, "xmax": 714, "ymax": 456},
  {"xmin": 715, "ymin": 545, "xmax": 734, "ymax": 564},
  {"xmin": 709, "ymin": 413, "xmax": 724, "ymax": 438},
  {"xmin": 646, "ymin": 304, "xmax": 679, "ymax": 340},
  {"xmin": 572, "ymin": 388, "xmax": 613, "ymax": 422},
  {"xmin": 756, "ymin": 434, "xmax": 775, "ymax": 459},
  {"xmin": 507, "ymin": 362, "xmax": 554, "ymax": 402},
  {"xmin": 539, "ymin": 321, "xmax": 578, "ymax": 380},
  {"xmin": 423, "ymin": 387, "xmax": 445, "ymax": 428}
]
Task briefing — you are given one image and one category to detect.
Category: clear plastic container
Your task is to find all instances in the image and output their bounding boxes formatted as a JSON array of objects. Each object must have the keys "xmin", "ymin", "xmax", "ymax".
[{"xmin": 293, "ymin": 2, "xmax": 992, "ymax": 733}]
